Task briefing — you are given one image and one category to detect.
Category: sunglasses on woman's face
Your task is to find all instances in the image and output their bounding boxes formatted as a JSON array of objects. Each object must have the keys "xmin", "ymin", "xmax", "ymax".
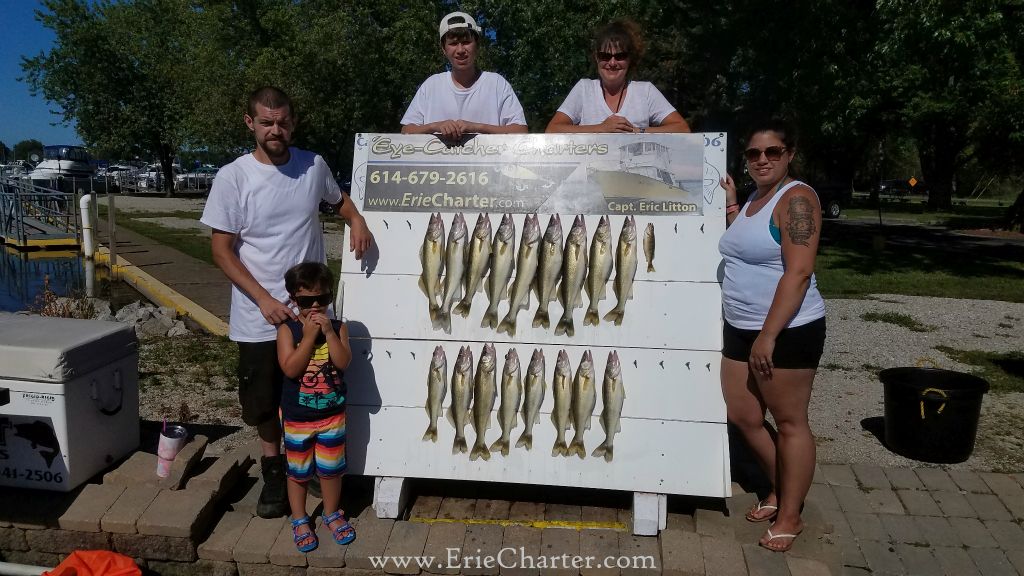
[
  {"xmin": 743, "ymin": 146, "xmax": 787, "ymax": 162},
  {"xmin": 597, "ymin": 51, "xmax": 629, "ymax": 62},
  {"xmin": 294, "ymin": 293, "xmax": 333, "ymax": 308}
]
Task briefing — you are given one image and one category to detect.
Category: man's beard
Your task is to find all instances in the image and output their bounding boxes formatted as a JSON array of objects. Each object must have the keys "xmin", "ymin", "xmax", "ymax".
[{"xmin": 262, "ymin": 137, "xmax": 290, "ymax": 159}]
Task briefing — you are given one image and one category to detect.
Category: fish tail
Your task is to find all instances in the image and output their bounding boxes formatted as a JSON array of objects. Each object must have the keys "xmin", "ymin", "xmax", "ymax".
[
  {"xmin": 591, "ymin": 442, "xmax": 613, "ymax": 462},
  {"xmin": 422, "ymin": 425, "xmax": 438, "ymax": 443},
  {"xmin": 432, "ymin": 310, "xmax": 447, "ymax": 331},
  {"xmin": 481, "ymin": 309, "xmax": 498, "ymax": 329},
  {"xmin": 603, "ymin": 309, "xmax": 624, "ymax": 325},
  {"xmin": 554, "ymin": 316, "xmax": 574, "ymax": 337},
  {"xmin": 453, "ymin": 300, "xmax": 471, "ymax": 318},
  {"xmin": 647, "ymin": 262, "xmax": 655, "ymax": 273},
  {"xmin": 516, "ymin": 432, "xmax": 533, "ymax": 450},
  {"xmin": 489, "ymin": 438, "xmax": 510, "ymax": 456},
  {"xmin": 568, "ymin": 438, "xmax": 586, "ymax": 459},
  {"xmin": 551, "ymin": 440, "xmax": 568, "ymax": 457},
  {"xmin": 583, "ymin": 308, "xmax": 600, "ymax": 327},
  {"xmin": 453, "ymin": 436, "xmax": 468, "ymax": 454},
  {"xmin": 532, "ymin": 306, "xmax": 549, "ymax": 329},
  {"xmin": 470, "ymin": 442, "xmax": 491, "ymax": 461},
  {"xmin": 496, "ymin": 317, "xmax": 516, "ymax": 337}
]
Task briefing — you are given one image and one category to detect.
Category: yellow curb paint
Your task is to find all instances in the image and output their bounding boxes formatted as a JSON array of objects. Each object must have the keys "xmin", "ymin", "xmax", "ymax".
[
  {"xmin": 95, "ymin": 246, "xmax": 229, "ymax": 336},
  {"xmin": 408, "ymin": 516, "xmax": 625, "ymax": 531},
  {"xmin": 2, "ymin": 235, "xmax": 78, "ymax": 249}
]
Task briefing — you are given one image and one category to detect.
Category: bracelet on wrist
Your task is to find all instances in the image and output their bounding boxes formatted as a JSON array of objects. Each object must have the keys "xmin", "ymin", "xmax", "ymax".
[{"xmin": 726, "ymin": 204, "xmax": 740, "ymax": 215}]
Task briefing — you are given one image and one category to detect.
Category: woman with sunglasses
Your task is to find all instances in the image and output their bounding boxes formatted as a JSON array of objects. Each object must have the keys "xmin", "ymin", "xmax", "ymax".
[
  {"xmin": 545, "ymin": 20, "xmax": 689, "ymax": 134},
  {"xmin": 718, "ymin": 119, "xmax": 826, "ymax": 553}
]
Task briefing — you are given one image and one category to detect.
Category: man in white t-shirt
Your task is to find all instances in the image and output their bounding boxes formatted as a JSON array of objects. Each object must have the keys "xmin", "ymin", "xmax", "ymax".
[
  {"xmin": 401, "ymin": 11, "xmax": 528, "ymax": 140},
  {"xmin": 201, "ymin": 86, "xmax": 373, "ymax": 518}
]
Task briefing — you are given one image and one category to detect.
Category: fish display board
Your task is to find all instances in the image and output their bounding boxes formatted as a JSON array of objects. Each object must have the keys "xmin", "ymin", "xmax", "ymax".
[{"xmin": 341, "ymin": 133, "xmax": 730, "ymax": 498}]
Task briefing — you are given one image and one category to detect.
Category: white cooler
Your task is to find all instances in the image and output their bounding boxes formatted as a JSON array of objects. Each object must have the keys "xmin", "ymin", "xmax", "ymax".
[{"xmin": 0, "ymin": 315, "xmax": 140, "ymax": 491}]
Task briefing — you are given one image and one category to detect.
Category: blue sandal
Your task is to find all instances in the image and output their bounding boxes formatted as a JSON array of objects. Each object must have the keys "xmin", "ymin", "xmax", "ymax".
[
  {"xmin": 322, "ymin": 510, "xmax": 356, "ymax": 545},
  {"xmin": 291, "ymin": 516, "xmax": 319, "ymax": 553}
]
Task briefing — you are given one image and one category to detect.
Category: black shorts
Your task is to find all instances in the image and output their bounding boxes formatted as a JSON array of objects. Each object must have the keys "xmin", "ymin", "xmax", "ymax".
[
  {"xmin": 237, "ymin": 340, "xmax": 283, "ymax": 426},
  {"xmin": 722, "ymin": 317, "xmax": 826, "ymax": 369}
]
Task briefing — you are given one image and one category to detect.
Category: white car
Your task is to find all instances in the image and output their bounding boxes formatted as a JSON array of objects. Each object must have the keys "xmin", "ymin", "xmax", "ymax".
[{"xmin": 175, "ymin": 166, "xmax": 218, "ymax": 189}]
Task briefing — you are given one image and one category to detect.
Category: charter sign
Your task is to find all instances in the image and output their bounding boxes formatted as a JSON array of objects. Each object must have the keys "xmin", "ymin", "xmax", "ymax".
[{"xmin": 352, "ymin": 133, "xmax": 709, "ymax": 215}]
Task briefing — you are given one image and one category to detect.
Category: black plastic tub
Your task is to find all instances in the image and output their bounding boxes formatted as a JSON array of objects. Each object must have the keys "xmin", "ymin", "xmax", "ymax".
[{"xmin": 880, "ymin": 367, "xmax": 989, "ymax": 464}]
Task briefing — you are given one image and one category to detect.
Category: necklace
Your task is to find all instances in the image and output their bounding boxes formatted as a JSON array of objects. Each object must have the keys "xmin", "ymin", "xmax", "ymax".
[{"xmin": 603, "ymin": 81, "xmax": 628, "ymax": 113}]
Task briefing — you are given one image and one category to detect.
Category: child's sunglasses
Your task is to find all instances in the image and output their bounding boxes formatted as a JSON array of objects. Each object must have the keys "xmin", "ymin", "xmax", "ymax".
[
  {"xmin": 293, "ymin": 293, "xmax": 333, "ymax": 308},
  {"xmin": 743, "ymin": 146, "xmax": 787, "ymax": 162}
]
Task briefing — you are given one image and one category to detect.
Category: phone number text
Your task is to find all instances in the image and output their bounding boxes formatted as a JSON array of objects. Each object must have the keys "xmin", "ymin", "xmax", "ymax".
[
  {"xmin": 0, "ymin": 466, "xmax": 64, "ymax": 484},
  {"xmin": 369, "ymin": 169, "xmax": 491, "ymax": 186}
]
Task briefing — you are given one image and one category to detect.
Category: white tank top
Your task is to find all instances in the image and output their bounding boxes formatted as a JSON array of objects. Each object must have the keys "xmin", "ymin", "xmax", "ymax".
[{"xmin": 718, "ymin": 180, "xmax": 826, "ymax": 330}]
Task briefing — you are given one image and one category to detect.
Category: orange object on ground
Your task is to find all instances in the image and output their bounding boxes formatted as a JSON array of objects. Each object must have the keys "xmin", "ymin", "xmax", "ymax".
[{"xmin": 42, "ymin": 550, "xmax": 141, "ymax": 576}]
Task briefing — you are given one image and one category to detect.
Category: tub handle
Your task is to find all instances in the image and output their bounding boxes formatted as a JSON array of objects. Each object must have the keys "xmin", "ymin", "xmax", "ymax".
[
  {"xmin": 919, "ymin": 387, "xmax": 948, "ymax": 419},
  {"xmin": 91, "ymin": 369, "xmax": 124, "ymax": 416}
]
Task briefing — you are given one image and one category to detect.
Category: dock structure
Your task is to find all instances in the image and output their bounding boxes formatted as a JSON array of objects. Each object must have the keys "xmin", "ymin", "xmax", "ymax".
[{"xmin": 0, "ymin": 176, "xmax": 82, "ymax": 250}]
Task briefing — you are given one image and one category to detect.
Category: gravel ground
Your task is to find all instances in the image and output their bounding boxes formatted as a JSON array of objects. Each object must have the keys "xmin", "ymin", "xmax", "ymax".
[
  {"xmin": 814, "ymin": 296, "xmax": 1024, "ymax": 472},
  {"xmin": 112, "ymin": 195, "xmax": 1024, "ymax": 471}
]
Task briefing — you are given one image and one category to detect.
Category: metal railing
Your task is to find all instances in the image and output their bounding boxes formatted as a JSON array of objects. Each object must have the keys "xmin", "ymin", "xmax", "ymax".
[{"xmin": 0, "ymin": 175, "xmax": 83, "ymax": 247}]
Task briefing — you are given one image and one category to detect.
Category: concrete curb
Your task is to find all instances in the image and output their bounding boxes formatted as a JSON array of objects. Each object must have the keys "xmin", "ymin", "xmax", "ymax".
[{"xmin": 94, "ymin": 246, "xmax": 229, "ymax": 336}]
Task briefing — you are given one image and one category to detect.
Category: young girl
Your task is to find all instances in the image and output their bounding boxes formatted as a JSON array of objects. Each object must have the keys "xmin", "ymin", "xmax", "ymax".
[{"xmin": 277, "ymin": 262, "xmax": 355, "ymax": 552}]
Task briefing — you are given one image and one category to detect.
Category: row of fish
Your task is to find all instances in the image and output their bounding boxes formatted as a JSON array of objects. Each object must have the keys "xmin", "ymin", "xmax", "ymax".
[
  {"xmin": 423, "ymin": 345, "xmax": 626, "ymax": 462},
  {"xmin": 419, "ymin": 213, "xmax": 656, "ymax": 337}
]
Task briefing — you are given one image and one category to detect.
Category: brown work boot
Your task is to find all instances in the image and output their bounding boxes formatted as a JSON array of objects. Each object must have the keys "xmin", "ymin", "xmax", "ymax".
[{"xmin": 257, "ymin": 455, "xmax": 288, "ymax": 518}]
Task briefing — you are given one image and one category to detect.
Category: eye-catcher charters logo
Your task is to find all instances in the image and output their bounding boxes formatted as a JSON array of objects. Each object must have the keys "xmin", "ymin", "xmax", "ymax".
[{"xmin": 370, "ymin": 136, "xmax": 609, "ymax": 160}]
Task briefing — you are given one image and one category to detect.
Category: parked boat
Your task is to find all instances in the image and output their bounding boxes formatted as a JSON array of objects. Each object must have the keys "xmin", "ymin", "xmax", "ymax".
[{"xmin": 28, "ymin": 146, "xmax": 96, "ymax": 188}]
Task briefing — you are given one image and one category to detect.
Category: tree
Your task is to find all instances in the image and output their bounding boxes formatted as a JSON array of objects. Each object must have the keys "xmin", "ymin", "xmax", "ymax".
[
  {"xmin": 22, "ymin": 0, "xmax": 193, "ymax": 196},
  {"xmin": 874, "ymin": 0, "xmax": 1024, "ymax": 210},
  {"xmin": 14, "ymin": 139, "xmax": 44, "ymax": 162},
  {"xmin": 0, "ymin": 141, "xmax": 10, "ymax": 163}
]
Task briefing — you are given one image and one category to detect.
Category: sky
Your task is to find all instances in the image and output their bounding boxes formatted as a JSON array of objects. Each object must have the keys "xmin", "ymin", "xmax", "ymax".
[{"xmin": 0, "ymin": 2, "xmax": 82, "ymax": 152}]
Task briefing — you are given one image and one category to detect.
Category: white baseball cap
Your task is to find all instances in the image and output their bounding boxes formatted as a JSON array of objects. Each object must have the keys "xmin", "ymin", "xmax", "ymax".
[{"xmin": 439, "ymin": 12, "xmax": 482, "ymax": 39}]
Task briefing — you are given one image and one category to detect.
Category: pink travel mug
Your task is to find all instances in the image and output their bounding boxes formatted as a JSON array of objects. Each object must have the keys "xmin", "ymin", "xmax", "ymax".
[{"xmin": 156, "ymin": 425, "xmax": 188, "ymax": 477}]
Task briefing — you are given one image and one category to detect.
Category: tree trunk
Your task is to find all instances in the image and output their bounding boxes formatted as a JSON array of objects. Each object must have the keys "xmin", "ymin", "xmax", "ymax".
[
  {"xmin": 159, "ymin": 145, "xmax": 175, "ymax": 198},
  {"xmin": 916, "ymin": 122, "xmax": 963, "ymax": 212},
  {"xmin": 1003, "ymin": 189, "xmax": 1024, "ymax": 232}
]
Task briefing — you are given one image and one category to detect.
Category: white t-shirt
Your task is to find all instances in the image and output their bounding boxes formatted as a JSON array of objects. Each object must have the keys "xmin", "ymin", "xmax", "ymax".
[
  {"xmin": 401, "ymin": 71, "xmax": 527, "ymax": 127},
  {"xmin": 200, "ymin": 148, "xmax": 342, "ymax": 342},
  {"xmin": 556, "ymin": 79, "xmax": 677, "ymax": 128}
]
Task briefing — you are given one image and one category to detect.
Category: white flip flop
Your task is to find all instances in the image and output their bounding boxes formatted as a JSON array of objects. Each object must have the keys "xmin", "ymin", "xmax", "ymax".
[
  {"xmin": 759, "ymin": 525, "xmax": 802, "ymax": 552},
  {"xmin": 745, "ymin": 499, "xmax": 778, "ymax": 522}
]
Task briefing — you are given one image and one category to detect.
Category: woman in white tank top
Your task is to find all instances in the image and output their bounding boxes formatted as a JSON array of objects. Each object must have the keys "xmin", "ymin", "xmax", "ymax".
[{"xmin": 718, "ymin": 120, "xmax": 826, "ymax": 552}]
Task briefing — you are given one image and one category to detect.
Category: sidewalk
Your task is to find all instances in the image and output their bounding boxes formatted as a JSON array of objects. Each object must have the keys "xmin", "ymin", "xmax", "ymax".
[
  {"xmin": 3, "ymin": 453, "xmax": 1024, "ymax": 575},
  {"xmin": 95, "ymin": 217, "xmax": 231, "ymax": 326}
]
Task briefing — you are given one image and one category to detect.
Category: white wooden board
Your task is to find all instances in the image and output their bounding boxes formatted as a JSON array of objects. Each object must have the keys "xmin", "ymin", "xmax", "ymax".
[
  {"xmin": 340, "ymin": 213, "xmax": 725, "ymax": 283},
  {"xmin": 340, "ymin": 133, "xmax": 732, "ymax": 506},
  {"xmin": 341, "ymin": 274, "xmax": 722, "ymax": 350},
  {"xmin": 344, "ymin": 340, "xmax": 725, "ymax": 423},
  {"xmin": 343, "ymin": 405, "xmax": 731, "ymax": 497}
]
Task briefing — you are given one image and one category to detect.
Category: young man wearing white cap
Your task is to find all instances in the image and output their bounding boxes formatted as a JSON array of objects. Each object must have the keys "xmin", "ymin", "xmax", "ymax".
[{"xmin": 401, "ymin": 11, "xmax": 528, "ymax": 139}]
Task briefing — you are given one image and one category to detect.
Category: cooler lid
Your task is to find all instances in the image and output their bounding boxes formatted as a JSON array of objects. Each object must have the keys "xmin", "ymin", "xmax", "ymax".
[{"xmin": 0, "ymin": 315, "xmax": 138, "ymax": 383}]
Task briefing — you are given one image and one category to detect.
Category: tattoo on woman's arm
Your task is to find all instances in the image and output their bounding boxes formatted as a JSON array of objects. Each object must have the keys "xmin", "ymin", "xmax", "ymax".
[{"xmin": 786, "ymin": 196, "xmax": 816, "ymax": 246}]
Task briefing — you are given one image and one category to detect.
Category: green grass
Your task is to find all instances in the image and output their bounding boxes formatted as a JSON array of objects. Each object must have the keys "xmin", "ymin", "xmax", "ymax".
[
  {"xmin": 934, "ymin": 346, "xmax": 1024, "ymax": 393},
  {"xmin": 843, "ymin": 204, "xmax": 1007, "ymax": 229},
  {"xmin": 816, "ymin": 239, "xmax": 1024, "ymax": 303},
  {"xmin": 98, "ymin": 206, "xmax": 214, "ymax": 265},
  {"xmin": 860, "ymin": 311, "xmax": 936, "ymax": 332},
  {"xmin": 846, "ymin": 193, "xmax": 1013, "ymax": 223},
  {"xmin": 141, "ymin": 333, "xmax": 237, "ymax": 377}
]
